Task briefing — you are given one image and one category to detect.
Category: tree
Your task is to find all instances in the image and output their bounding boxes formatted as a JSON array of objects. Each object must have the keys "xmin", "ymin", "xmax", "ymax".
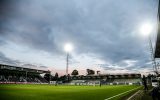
[
  {"xmin": 67, "ymin": 74, "xmax": 71, "ymax": 82},
  {"xmin": 54, "ymin": 72, "xmax": 59, "ymax": 80},
  {"xmin": 87, "ymin": 69, "xmax": 95, "ymax": 75},
  {"xmin": 97, "ymin": 71, "xmax": 100, "ymax": 75},
  {"xmin": 58, "ymin": 74, "xmax": 71, "ymax": 83},
  {"xmin": 44, "ymin": 73, "xmax": 52, "ymax": 82},
  {"xmin": 71, "ymin": 70, "xmax": 79, "ymax": 76},
  {"xmin": 59, "ymin": 75, "xmax": 67, "ymax": 82}
]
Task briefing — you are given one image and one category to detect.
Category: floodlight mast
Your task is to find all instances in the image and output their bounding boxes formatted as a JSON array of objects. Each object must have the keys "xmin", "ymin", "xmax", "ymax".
[
  {"xmin": 66, "ymin": 52, "xmax": 69, "ymax": 75},
  {"xmin": 140, "ymin": 23, "xmax": 158, "ymax": 74},
  {"xmin": 64, "ymin": 43, "xmax": 73, "ymax": 75},
  {"xmin": 149, "ymin": 37, "xmax": 158, "ymax": 74},
  {"xmin": 26, "ymin": 71, "xmax": 27, "ymax": 84}
]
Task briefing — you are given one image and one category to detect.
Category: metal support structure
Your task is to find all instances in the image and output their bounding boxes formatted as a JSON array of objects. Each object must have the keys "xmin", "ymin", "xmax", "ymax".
[
  {"xmin": 49, "ymin": 71, "xmax": 51, "ymax": 84},
  {"xmin": 66, "ymin": 52, "xmax": 69, "ymax": 75},
  {"xmin": 26, "ymin": 71, "xmax": 28, "ymax": 83},
  {"xmin": 148, "ymin": 36, "xmax": 158, "ymax": 74}
]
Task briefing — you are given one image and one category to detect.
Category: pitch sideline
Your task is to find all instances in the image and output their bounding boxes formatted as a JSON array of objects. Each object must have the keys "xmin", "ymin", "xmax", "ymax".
[{"xmin": 104, "ymin": 86, "xmax": 141, "ymax": 100}]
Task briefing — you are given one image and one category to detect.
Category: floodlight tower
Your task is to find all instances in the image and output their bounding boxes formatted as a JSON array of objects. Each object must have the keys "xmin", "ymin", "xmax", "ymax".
[
  {"xmin": 140, "ymin": 22, "xmax": 158, "ymax": 73},
  {"xmin": 64, "ymin": 43, "xmax": 73, "ymax": 75}
]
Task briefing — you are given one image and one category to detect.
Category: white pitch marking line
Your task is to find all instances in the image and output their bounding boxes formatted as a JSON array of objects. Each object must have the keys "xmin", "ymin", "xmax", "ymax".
[
  {"xmin": 126, "ymin": 90, "xmax": 141, "ymax": 100},
  {"xmin": 104, "ymin": 87, "xmax": 141, "ymax": 100}
]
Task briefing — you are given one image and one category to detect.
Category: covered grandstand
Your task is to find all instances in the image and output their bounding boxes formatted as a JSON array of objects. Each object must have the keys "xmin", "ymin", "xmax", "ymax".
[
  {"xmin": 70, "ymin": 73, "xmax": 141, "ymax": 85},
  {"xmin": 0, "ymin": 63, "xmax": 142, "ymax": 85},
  {"xmin": 0, "ymin": 64, "xmax": 50, "ymax": 84}
]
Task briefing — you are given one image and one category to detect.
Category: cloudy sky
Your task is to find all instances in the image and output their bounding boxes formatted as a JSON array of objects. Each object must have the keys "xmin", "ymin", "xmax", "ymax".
[{"xmin": 0, "ymin": 0, "xmax": 159, "ymax": 75}]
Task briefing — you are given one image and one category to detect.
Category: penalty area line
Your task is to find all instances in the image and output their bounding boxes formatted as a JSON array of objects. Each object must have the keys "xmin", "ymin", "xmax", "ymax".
[{"xmin": 104, "ymin": 87, "xmax": 141, "ymax": 100}]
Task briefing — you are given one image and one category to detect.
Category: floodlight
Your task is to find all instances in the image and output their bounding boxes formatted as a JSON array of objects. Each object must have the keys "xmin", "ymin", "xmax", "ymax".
[
  {"xmin": 140, "ymin": 22, "xmax": 153, "ymax": 36},
  {"xmin": 64, "ymin": 43, "xmax": 73, "ymax": 52}
]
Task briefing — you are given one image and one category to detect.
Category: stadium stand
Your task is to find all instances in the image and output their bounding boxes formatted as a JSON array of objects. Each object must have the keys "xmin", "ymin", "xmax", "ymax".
[
  {"xmin": 70, "ymin": 73, "xmax": 141, "ymax": 85},
  {"xmin": 0, "ymin": 64, "xmax": 142, "ymax": 85},
  {"xmin": 0, "ymin": 64, "xmax": 50, "ymax": 84}
]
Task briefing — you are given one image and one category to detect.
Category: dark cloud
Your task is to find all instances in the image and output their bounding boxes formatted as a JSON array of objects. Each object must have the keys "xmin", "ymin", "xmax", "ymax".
[
  {"xmin": 0, "ymin": 0, "xmax": 158, "ymax": 71},
  {"xmin": 0, "ymin": 0, "xmax": 17, "ymax": 19},
  {"xmin": 0, "ymin": 52, "xmax": 20, "ymax": 65},
  {"xmin": 0, "ymin": 0, "xmax": 20, "ymax": 34},
  {"xmin": 0, "ymin": 51, "xmax": 48, "ymax": 69}
]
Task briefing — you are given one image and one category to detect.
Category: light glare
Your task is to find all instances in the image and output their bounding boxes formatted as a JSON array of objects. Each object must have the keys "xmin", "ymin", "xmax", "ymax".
[
  {"xmin": 64, "ymin": 43, "xmax": 73, "ymax": 52},
  {"xmin": 140, "ymin": 23, "xmax": 153, "ymax": 36}
]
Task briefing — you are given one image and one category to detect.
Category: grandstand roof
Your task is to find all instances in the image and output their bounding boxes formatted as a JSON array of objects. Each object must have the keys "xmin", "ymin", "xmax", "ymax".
[
  {"xmin": 72, "ymin": 73, "xmax": 141, "ymax": 78},
  {"xmin": 0, "ymin": 64, "xmax": 50, "ymax": 74}
]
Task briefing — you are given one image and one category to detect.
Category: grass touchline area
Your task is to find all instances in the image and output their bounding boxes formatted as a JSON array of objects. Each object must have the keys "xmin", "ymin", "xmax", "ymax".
[
  {"xmin": 104, "ymin": 86, "xmax": 141, "ymax": 100},
  {"xmin": 0, "ymin": 84, "xmax": 141, "ymax": 100}
]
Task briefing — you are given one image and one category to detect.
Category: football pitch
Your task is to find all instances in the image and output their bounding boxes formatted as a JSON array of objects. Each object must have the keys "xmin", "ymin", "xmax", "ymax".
[{"xmin": 0, "ymin": 84, "xmax": 141, "ymax": 100}]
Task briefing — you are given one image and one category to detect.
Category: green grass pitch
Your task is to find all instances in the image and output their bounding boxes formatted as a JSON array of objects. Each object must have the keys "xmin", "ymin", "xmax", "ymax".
[{"xmin": 0, "ymin": 84, "xmax": 141, "ymax": 100}]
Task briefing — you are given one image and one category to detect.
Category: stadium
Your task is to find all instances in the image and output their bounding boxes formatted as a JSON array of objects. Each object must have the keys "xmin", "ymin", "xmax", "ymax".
[
  {"xmin": 0, "ymin": 0, "xmax": 160, "ymax": 100},
  {"xmin": 0, "ymin": 64, "xmax": 142, "ymax": 100}
]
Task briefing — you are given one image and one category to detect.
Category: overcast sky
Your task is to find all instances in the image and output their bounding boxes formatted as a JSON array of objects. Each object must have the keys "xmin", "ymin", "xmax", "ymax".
[{"xmin": 0, "ymin": 0, "xmax": 159, "ymax": 75}]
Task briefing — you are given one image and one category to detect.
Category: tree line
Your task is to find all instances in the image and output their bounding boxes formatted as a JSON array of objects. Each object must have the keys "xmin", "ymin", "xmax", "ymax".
[{"xmin": 44, "ymin": 69, "xmax": 98, "ymax": 82}]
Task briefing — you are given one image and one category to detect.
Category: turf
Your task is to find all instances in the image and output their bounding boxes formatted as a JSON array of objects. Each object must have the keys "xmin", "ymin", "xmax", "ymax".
[{"xmin": 0, "ymin": 84, "xmax": 141, "ymax": 100}]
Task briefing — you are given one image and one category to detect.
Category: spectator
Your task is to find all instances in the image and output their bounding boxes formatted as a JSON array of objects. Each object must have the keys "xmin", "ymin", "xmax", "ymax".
[{"xmin": 142, "ymin": 75, "xmax": 148, "ymax": 91}]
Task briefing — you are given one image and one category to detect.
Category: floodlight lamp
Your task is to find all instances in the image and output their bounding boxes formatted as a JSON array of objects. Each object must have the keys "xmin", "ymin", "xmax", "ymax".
[
  {"xmin": 140, "ymin": 23, "xmax": 153, "ymax": 36},
  {"xmin": 64, "ymin": 43, "xmax": 73, "ymax": 52}
]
